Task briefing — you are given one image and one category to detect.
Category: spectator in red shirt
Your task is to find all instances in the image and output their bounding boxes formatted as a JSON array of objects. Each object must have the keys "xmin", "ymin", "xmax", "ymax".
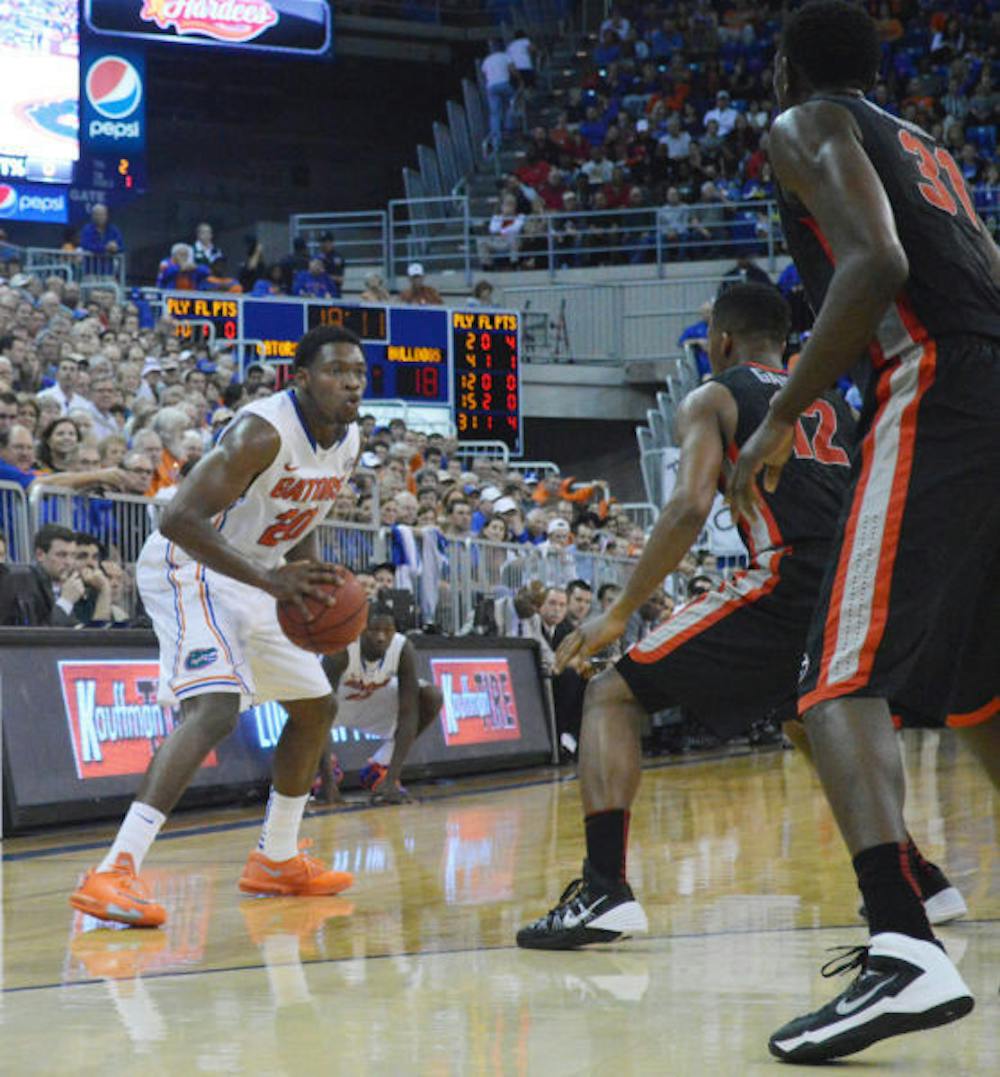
[
  {"xmin": 602, "ymin": 168, "xmax": 631, "ymax": 209},
  {"xmin": 537, "ymin": 168, "xmax": 569, "ymax": 211},
  {"xmin": 516, "ymin": 148, "xmax": 551, "ymax": 190}
]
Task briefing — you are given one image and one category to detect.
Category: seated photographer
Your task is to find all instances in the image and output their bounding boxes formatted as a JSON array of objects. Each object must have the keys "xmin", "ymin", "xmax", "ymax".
[{"xmin": 317, "ymin": 605, "xmax": 443, "ymax": 805}]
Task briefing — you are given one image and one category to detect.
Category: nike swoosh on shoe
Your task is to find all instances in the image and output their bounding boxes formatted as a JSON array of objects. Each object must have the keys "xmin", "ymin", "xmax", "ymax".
[{"xmin": 835, "ymin": 975, "xmax": 898, "ymax": 1016}]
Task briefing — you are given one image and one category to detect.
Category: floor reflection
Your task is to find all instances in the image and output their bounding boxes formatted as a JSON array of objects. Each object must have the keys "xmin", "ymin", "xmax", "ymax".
[{"xmin": 0, "ymin": 732, "xmax": 994, "ymax": 1073}]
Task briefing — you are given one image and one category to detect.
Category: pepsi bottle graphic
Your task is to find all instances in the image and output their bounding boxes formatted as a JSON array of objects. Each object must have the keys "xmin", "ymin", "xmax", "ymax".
[{"xmin": 83, "ymin": 0, "xmax": 331, "ymax": 56}]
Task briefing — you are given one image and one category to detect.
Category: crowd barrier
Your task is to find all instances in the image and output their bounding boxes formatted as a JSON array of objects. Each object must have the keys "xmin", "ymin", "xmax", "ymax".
[
  {"xmin": 23, "ymin": 247, "xmax": 127, "ymax": 290},
  {"xmin": 0, "ymin": 631, "xmax": 552, "ymax": 834},
  {"xmin": 2, "ymin": 489, "xmax": 638, "ymax": 630}
]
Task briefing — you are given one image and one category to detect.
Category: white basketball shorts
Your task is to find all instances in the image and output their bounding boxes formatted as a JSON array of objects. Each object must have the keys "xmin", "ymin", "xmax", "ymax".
[{"xmin": 137, "ymin": 534, "xmax": 332, "ymax": 707}]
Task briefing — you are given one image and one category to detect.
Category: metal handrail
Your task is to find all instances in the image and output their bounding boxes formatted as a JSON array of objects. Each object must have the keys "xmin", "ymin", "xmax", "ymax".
[
  {"xmin": 0, "ymin": 480, "xmax": 32, "ymax": 563},
  {"xmin": 24, "ymin": 247, "xmax": 127, "ymax": 288}
]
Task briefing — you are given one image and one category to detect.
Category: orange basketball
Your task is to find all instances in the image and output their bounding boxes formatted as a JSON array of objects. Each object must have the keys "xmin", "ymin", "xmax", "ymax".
[{"xmin": 276, "ymin": 571, "xmax": 368, "ymax": 654}]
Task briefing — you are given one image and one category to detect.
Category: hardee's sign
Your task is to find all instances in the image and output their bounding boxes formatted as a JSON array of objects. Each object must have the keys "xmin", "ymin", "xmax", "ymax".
[
  {"xmin": 139, "ymin": 0, "xmax": 279, "ymax": 43},
  {"xmin": 59, "ymin": 660, "xmax": 218, "ymax": 780}
]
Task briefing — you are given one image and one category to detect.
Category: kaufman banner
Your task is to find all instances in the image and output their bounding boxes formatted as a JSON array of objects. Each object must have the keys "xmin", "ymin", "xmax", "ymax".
[{"xmin": 1, "ymin": 631, "xmax": 551, "ymax": 833}]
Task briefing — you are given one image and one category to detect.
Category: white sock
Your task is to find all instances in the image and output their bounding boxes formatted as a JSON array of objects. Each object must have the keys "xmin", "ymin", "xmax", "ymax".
[
  {"xmin": 258, "ymin": 789, "xmax": 308, "ymax": 861},
  {"xmin": 371, "ymin": 740, "xmax": 395, "ymax": 767},
  {"xmin": 98, "ymin": 802, "xmax": 166, "ymax": 873}
]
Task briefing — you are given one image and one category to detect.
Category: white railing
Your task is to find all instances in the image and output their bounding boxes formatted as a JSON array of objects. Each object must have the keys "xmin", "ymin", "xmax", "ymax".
[
  {"xmin": 5, "ymin": 487, "xmax": 642, "ymax": 633},
  {"xmin": 0, "ymin": 481, "xmax": 32, "ymax": 563},
  {"xmin": 24, "ymin": 247, "xmax": 126, "ymax": 289}
]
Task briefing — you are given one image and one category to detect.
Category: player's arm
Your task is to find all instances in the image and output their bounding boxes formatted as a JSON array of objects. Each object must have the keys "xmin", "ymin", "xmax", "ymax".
[
  {"xmin": 766, "ymin": 103, "xmax": 908, "ymax": 419},
  {"xmin": 382, "ymin": 641, "xmax": 420, "ymax": 795},
  {"xmin": 159, "ymin": 415, "xmax": 340, "ymax": 610},
  {"xmin": 730, "ymin": 103, "xmax": 908, "ymax": 515},
  {"xmin": 555, "ymin": 383, "xmax": 735, "ymax": 673}
]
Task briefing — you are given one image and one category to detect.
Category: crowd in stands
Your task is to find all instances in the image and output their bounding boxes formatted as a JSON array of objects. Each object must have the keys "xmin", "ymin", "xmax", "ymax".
[
  {"xmin": 0, "ymin": 265, "xmax": 735, "ymax": 647},
  {"xmin": 478, "ymin": 0, "xmax": 1000, "ymax": 269}
]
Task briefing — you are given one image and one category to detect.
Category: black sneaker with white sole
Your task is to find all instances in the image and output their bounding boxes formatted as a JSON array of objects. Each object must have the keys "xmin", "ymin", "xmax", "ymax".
[
  {"xmin": 769, "ymin": 932, "xmax": 974, "ymax": 1064},
  {"xmin": 859, "ymin": 885, "xmax": 968, "ymax": 926},
  {"xmin": 516, "ymin": 861, "xmax": 648, "ymax": 951},
  {"xmin": 858, "ymin": 850, "xmax": 968, "ymax": 925}
]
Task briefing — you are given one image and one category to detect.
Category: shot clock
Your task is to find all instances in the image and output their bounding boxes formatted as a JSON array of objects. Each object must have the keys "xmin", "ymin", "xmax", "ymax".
[{"xmin": 162, "ymin": 294, "xmax": 522, "ymax": 451}]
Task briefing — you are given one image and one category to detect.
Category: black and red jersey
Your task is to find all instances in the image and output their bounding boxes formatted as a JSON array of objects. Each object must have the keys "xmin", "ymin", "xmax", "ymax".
[
  {"xmin": 713, "ymin": 362, "xmax": 855, "ymax": 558},
  {"xmin": 777, "ymin": 93, "xmax": 1000, "ymax": 363}
]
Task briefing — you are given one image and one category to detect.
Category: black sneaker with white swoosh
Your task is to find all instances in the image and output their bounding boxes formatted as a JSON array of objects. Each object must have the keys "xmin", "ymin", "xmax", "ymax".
[
  {"xmin": 516, "ymin": 861, "xmax": 649, "ymax": 951},
  {"xmin": 769, "ymin": 932, "xmax": 974, "ymax": 1063}
]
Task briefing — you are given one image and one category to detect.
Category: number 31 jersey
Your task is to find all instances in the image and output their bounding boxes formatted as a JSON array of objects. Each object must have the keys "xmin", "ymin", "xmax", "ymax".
[
  {"xmin": 777, "ymin": 93, "xmax": 1000, "ymax": 362},
  {"xmin": 161, "ymin": 389, "xmax": 359, "ymax": 570}
]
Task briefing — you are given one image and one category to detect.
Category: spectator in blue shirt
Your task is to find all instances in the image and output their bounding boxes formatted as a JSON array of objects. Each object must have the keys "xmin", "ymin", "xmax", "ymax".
[
  {"xmin": 677, "ymin": 300, "xmax": 713, "ymax": 379},
  {"xmin": 156, "ymin": 244, "xmax": 209, "ymax": 290},
  {"xmin": 579, "ymin": 106, "xmax": 610, "ymax": 147},
  {"xmin": 593, "ymin": 29, "xmax": 622, "ymax": 66},
  {"xmin": 0, "ymin": 424, "xmax": 35, "ymax": 489},
  {"xmin": 79, "ymin": 204, "xmax": 124, "ymax": 258},
  {"xmin": 292, "ymin": 258, "xmax": 340, "ymax": 299}
]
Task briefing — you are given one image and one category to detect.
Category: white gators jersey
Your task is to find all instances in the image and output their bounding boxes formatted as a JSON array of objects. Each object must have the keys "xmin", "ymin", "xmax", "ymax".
[
  {"xmin": 152, "ymin": 390, "xmax": 360, "ymax": 570},
  {"xmin": 337, "ymin": 633, "xmax": 407, "ymax": 704}
]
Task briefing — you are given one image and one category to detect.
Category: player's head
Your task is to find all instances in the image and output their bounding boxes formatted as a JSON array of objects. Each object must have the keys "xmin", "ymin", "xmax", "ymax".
[
  {"xmin": 708, "ymin": 283, "xmax": 790, "ymax": 373},
  {"xmin": 293, "ymin": 325, "xmax": 367, "ymax": 428},
  {"xmin": 360, "ymin": 604, "xmax": 397, "ymax": 658},
  {"xmin": 777, "ymin": 1, "xmax": 881, "ymax": 110}
]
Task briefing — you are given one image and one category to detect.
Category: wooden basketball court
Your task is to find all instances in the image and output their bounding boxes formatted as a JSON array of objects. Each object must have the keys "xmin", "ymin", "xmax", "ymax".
[{"xmin": 1, "ymin": 731, "xmax": 996, "ymax": 1073}]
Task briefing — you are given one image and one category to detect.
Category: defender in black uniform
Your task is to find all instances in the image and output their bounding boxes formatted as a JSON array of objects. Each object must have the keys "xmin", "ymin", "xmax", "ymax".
[
  {"xmin": 727, "ymin": 2, "xmax": 999, "ymax": 1064},
  {"xmin": 516, "ymin": 285, "xmax": 871, "ymax": 949}
]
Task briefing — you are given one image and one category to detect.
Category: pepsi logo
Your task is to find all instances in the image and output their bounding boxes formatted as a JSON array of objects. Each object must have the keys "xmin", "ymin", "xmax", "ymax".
[
  {"xmin": 0, "ymin": 185, "xmax": 17, "ymax": 218},
  {"xmin": 85, "ymin": 57, "xmax": 143, "ymax": 121}
]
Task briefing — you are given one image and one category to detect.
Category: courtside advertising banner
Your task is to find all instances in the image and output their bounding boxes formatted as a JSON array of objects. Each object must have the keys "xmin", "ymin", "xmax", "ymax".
[
  {"xmin": 58, "ymin": 659, "xmax": 218, "ymax": 780},
  {"xmin": 1, "ymin": 632, "xmax": 551, "ymax": 833},
  {"xmin": 431, "ymin": 657, "xmax": 522, "ymax": 747}
]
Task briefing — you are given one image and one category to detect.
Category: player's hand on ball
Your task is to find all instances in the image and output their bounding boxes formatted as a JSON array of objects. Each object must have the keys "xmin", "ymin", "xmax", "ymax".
[
  {"xmin": 555, "ymin": 612, "xmax": 627, "ymax": 675},
  {"xmin": 727, "ymin": 412, "xmax": 795, "ymax": 521},
  {"xmin": 266, "ymin": 560, "xmax": 342, "ymax": 620}
]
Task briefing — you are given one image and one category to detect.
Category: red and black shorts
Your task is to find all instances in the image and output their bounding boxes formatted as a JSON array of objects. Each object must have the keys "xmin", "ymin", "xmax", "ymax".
[
  {"xmin": 798, "ymin": 336, "xmax": 1000, "ymax": 729},
  {"xmin": 616, "ymin": 548, "xmax": 827, "ymax": 740}
]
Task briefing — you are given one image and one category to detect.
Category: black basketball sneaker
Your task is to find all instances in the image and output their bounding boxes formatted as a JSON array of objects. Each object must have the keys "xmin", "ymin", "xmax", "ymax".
[
  {"xmin": 769, "ymin": 933, "xmax": 974, "ymax": 1063},
  {"xmin": 516, "ymin": 861, "xmax": 648, "ymax": 950},
  {"xmin": 859, "ymin": 850, "xmax": 968, "ymax": 925}
]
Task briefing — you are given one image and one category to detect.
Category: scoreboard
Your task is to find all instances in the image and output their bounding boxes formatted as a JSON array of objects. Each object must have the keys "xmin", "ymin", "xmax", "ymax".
[{"xmin": 162, "ymin": 294, "xmax": 522, "ymax": 452}]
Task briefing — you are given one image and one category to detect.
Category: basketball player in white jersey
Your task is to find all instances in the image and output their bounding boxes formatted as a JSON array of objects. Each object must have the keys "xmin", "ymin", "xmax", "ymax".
[
  {"xmin": 319, "ymin": 606, "xmax": 443, "ymax": 804},
  {"xmin": 70, "ymin": 326, "xmax": 366, "ymax": 928}
]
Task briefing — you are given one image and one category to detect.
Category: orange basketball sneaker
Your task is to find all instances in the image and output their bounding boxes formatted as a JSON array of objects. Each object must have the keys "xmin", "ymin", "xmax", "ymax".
[
  {"xmin": 239, "ymin": 840, "xmax": 354, "ymax": 897},
  {"xmin": 69, "ymin": 853, "xmax": 167, "ymax": 928}
]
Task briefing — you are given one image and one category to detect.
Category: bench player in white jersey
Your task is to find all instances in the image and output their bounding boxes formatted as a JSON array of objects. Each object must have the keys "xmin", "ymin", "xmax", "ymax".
[
  {"xmin": 70, "ymin": 326, "xmax": 366, "ymax": 928},
  {"xmin": 318, "ymin": 605, "xmax": 443, "ymax": 804}
]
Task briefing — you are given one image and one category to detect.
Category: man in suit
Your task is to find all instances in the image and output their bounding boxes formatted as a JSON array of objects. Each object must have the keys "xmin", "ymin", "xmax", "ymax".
[
  {"xmin": 0, "ymin": 523, "xmax": 83, "ymax": 626},
  {"xmin": 539, "ymin": 587, "xmax": 567, "ymax": 652}
]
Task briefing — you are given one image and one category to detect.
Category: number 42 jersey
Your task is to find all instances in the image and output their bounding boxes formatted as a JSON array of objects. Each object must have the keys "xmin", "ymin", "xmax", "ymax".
[{"xmin": 155, "ymin": 389, "xmax": 360, "ymax": 570}]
